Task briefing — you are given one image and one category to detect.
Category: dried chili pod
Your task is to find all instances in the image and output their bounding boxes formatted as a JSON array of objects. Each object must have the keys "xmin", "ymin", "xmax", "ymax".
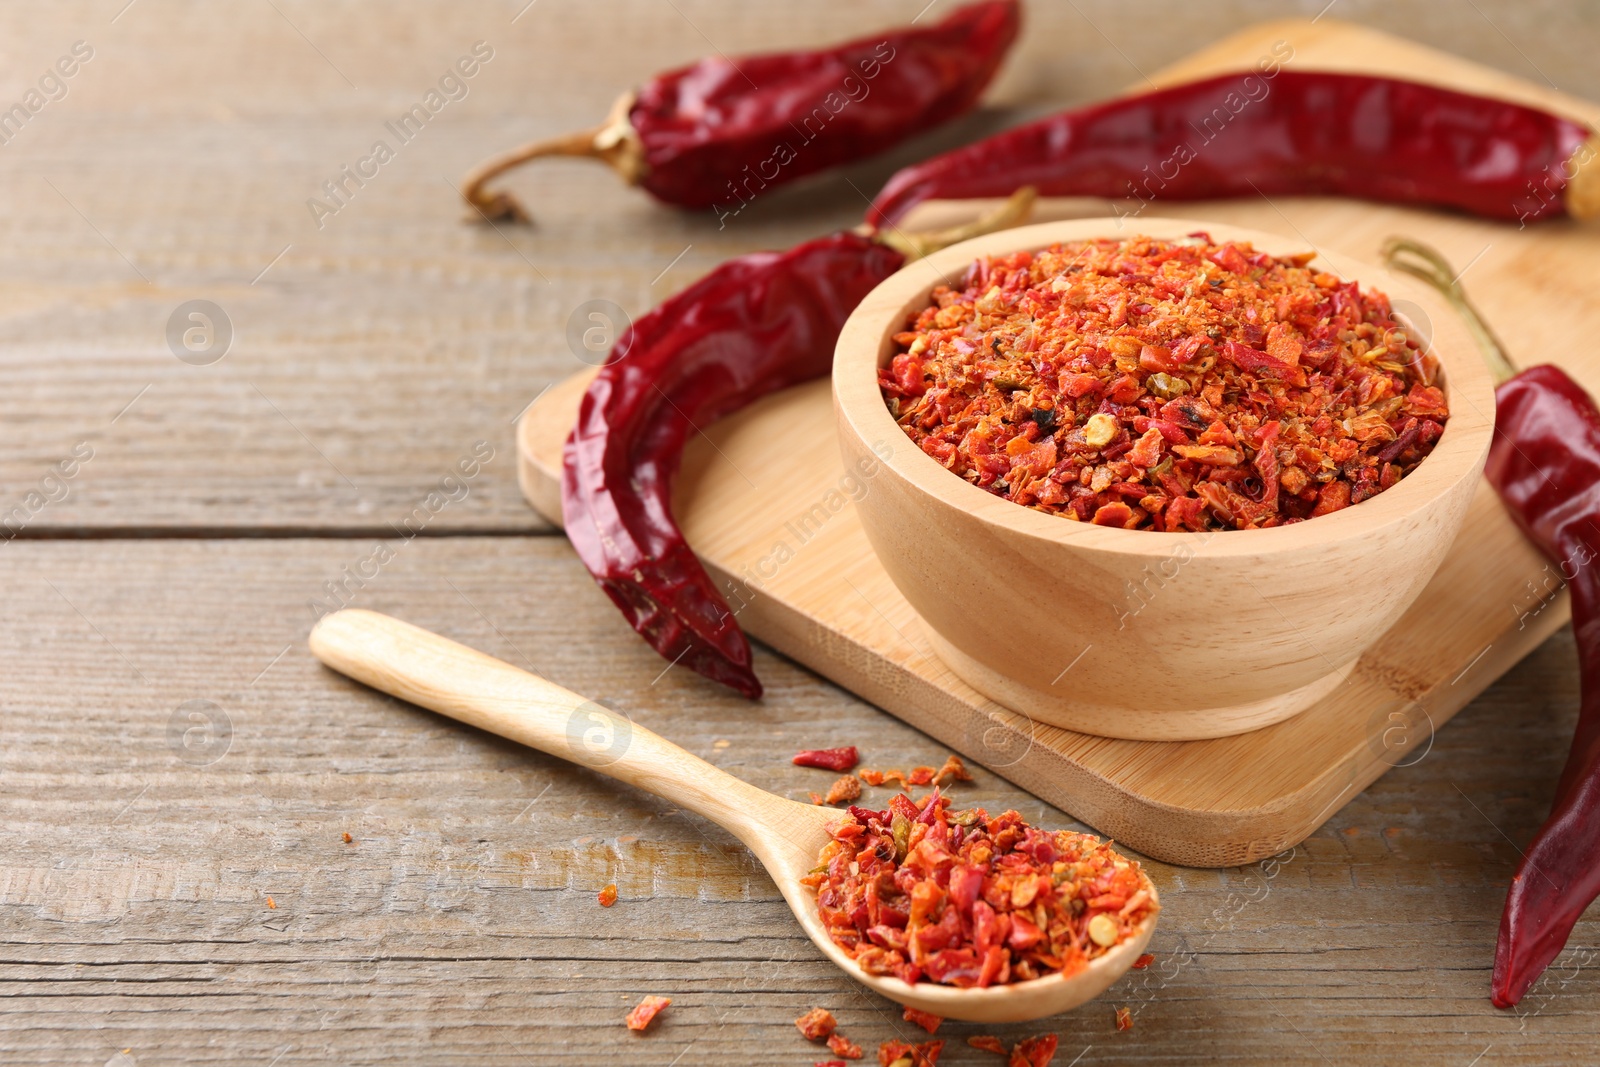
[
  {"xmin": 464, "ymin": 0, "xmax": 1020, "ymax": 224},
  {"xmin": 1383, "ymin": 238, "xmax": 1600, "ymax": 1008},
  {"xmin": 562, "ymin": 190, "xmax": 1035, "ymax": 696},
  {"xmin": 869, "ymin": 70, "xmax": 1600, "ymax": 230}
]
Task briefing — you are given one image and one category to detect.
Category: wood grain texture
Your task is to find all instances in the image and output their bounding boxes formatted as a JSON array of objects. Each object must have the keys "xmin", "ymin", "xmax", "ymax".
[
  {"xmin": 6, "ymin": 0, "xmax": 1600, "ymax": 1062},
  {"xmin": 0, "ymin": 1, "xmax": 1596, "ymax": 534},
  {"xmin": 1, "ymin": 538, "xmax": 1598, "ymax": 1065}
]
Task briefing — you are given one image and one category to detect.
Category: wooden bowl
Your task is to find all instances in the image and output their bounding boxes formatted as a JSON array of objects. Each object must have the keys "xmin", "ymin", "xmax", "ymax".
[{"xmin": 834, "ymin": 218, "xmax": 1495, "ymax": 741}]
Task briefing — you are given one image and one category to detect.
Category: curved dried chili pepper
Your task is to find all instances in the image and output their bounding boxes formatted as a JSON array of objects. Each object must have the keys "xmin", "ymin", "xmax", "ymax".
[
  {"xmin": 562, "ymin": 191, "xmax": 1035, "ymax": 696},
  {"xmin": 1383, "ymin": 238, "xmax": 1600, "ymax": 1008},
  {"xmin": 562, "ymin": 233, "xmax": 905, "ymax": 698},
  {"xmin": 869, "ymin": 70, "xmax": 1600, "ymax": 230},
  {"xmin": 1484, "ymin": 366, "xmax": 1600, "ymax": 1008},
  {"xmin": 464, "ymin": 0, "xmax": 1020, "ymax": 223}
]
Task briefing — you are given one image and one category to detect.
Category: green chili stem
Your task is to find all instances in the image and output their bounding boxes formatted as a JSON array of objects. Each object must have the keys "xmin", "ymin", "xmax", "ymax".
[{"xmin": 1379, "ymin": 236, "xmax": 1518, "ymax": 385}]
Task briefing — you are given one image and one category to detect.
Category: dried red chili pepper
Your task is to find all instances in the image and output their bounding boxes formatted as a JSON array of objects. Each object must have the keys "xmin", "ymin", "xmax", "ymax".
[
  {"xmin": 869, "ymin": 71, "xmax": 1599, "ymax": 230},
  {"xmin": 563, "ymin": 193, "xmax": 1034, "ymax": 694},
  {"xmin": 563, "ymin": 232, "xmax": 903, "ymax": 697},
  {"xmin": 1113, "ymin": 1006, "xmax": 1133, "ymax": 1032},
  {"xmin": 1132, "ymin": 952, "xmax": 1154, "ymax": 970},
  {"xmin": 795, "ymin": 746, "xmax": 861, "ymax": 772},
  {"xmin": 463, "ymin": 0, "xmax": 1019, "ymax": 223},
  {"xmin": 1383, "ymin": 239, "xmax": 1600, "ymax": 1008},
  {"xmin": 901, "ymin": 1006, "xmax": 942, "ymax": 1034},
  {"xmin": 967, "ymin": 1035, "xmax": 1008, "ymax": 1056},
  {"xmin": 598, "ymin": 883, "xmax": 618, "ymax": 907}
]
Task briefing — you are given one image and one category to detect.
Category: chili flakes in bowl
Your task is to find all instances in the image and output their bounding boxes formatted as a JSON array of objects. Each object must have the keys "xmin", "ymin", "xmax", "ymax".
[
  {"xmin": 880, "ymin": 235, "xmax": 1449, "ymax": 531},
  {"xmin": 801, "ymin": 790, "xmax": 1155, "ymax": 988}
]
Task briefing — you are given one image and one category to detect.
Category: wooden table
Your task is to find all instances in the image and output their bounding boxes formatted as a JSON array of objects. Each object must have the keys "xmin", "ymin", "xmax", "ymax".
[{"xmin": 3, "ymin": 2, "xmax": 1598, "ymax": 1063}]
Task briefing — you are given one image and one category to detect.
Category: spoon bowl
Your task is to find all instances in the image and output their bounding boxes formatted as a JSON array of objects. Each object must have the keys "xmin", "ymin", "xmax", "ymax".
[{"xmin": 309, "ymin": 608, "xmax": 1160, "ymax": 1023}]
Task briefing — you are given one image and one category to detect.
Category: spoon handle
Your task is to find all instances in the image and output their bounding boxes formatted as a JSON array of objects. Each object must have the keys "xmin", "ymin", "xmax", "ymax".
[{"xmin": 309, "ymin": 608, "xmax": 800, "ymax": 845}]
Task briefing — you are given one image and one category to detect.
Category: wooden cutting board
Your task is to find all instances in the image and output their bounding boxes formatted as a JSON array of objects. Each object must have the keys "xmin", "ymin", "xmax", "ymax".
[{"xmin": 517, "ymin": 19, "xmax": 1600, "ymax": 867}]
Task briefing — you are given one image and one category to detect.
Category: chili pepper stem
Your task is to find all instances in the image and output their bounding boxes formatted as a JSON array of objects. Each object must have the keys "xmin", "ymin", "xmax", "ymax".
[
  {"xmin": 461, "ymin": 92, "xmax": 645, "ymax": 224},
  {"xmin": 1380, "ymin": 236, "xmax": 1520, "ymax": 386},
  {"xmin": 868, "ymin": 186, "xmax": 1037, "ymax": 261},
  {"xmin": 1569, "ymin": 135, "xmax": 1600, "ymax": 221}
]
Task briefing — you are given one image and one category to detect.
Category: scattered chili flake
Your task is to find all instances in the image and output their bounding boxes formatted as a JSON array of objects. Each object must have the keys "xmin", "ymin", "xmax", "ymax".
[
  {"xmin": 828, "ymin": 1032, "xmax": 865, "ymax": 1059},
  {"xmin": 859, "ymin": 757, "xmax": 971, "ymax": 792},
  {"xmin": 342, "ymin": 832, "xmax": 354, "ymax": 844},
  {"xmin": 598, "ymin": 883, "xmax": 619, "ymax": 908},
  {"xmin": 816, "ymin": 774, "xmax": 863, "ymax": 806},
  {"xmin": 858, "ymin": 767, "xmax": 909, "ymax": 789},
  {"xmin": 816, "ymin": 1061, "xmax": 849, "ymax": 1067},
  {"xmin": 265, "ymin": 896, "xmax": 276, "ymax": 910},
  {"xmin": 796, "ymin": 1007, "xmax": 838, "ymax": 1042},
  {"xmin": 878, "ymin": 1038, "xmax": 944, "ymax": 1066},
  {"xmin": 802, "ymin": 791, "xmax": 1155, "ymax": 987},
  {"xmin": 881, "ymin": 236, "xmax": 1449, "ymax": 531},
  {"xmin": 1114, "ymin": 1006, "xmax": 1133, "ymax": 1032},
  {"xmin": 625, "ymin": 994, "xmax": 671, "ymax": 1032},
  {"xmin": 968, "ymin": 1035, "xmax": 1008, "ymax": 1055},
  {"xmin": 1132, "ymin": 952, "xmax": 1155, "ymax": 970},
  {"xmin": 796, "ymin": 747, "xmax": 861, "ymax": 772},
  {"xmin": 1009, "ymin": 1035, "xmax": 1059, "ymax": 1067},
  {"xmin": 902, "ymin": 1005, "xmax": 943, "ymax": 1033}
]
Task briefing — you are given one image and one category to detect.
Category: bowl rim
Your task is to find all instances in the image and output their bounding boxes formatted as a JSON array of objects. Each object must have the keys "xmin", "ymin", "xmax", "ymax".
[{"xmin": 834, "ymin": 216, "xmax": 1497, "ymax": 561}]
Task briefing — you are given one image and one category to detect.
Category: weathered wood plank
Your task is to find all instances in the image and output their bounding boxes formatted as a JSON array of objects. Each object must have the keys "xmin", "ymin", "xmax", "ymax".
[
  {"xmin": 1, "ymin": 538, "xmax": 1597, "ymax": 1063},
  {"xmin": 1, "ymin": 1, "xmax": 1597, "ymax": 534}
]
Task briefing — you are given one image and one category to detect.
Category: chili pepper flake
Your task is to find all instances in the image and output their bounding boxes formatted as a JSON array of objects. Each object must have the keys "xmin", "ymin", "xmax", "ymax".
[
  {"xmin": 901, "ymin": 1006, "xmax": 943, "ymax": 1033},
  {"xmin": 1132, "ymin": 953, "xmax": 1155, "ymax": 970},
  {"xmin": 882, "ymin": 236, "xmax": 1449, "ymax": 531},
  {"xmin": 968, "ymin": 1035, "xmax": 1008, "ymax": 1055},
  {"xmin": 625, "ymin": 994, "xmax": 671, "ymax": 1032},
  {"xmin": 1114, "ymin": 1006, "xmax": 1133, "ymax": 1032},
  {"xmin": 828, "ymin": 1032, "xmax": 865, "ymax": 1060},
  {"xmin": 859, "ymin": 756, "xmax": 972, "ymax": 792},
  {"xmin": 858, "ymin": 768, "xmax": 908, "ymax": 789},
  {"xmin": 814, "ymin": 774, "xmax": 864, "ymax": 806},
  {"xmin": 878, "ymin": 1038, "xmax": 944, "ymax": 1066},
  {"xmin": 817, "ymin": 1061, "xmax": 850, "ymax": 1067},
  {"xmin": 796, "ymin": 1007, "xmax": 838, "ymax": 1042},
  {"xmin": 796, "ymin": 747, "xmax": 861, "ymax": 772},
  {"xmin": 804, "ymin": 791, "xmax": 1154, "ymax": 988},
  {"xmin": 265, "ymin": 896, "xmax": 276, "ymax": 910},
  {"xmin": 598, "ymin": 883, "xmax": 619, "ymax": 908},
  {"xmin": 1009, "ymin": 1035, "xmax": 1059, "ymax": 1067}
]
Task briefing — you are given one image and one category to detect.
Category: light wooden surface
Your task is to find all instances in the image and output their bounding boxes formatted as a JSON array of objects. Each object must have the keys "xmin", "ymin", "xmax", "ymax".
[{"xmin": 6, "ymin": 1, "xmax": 1600, "ymax": 1064}]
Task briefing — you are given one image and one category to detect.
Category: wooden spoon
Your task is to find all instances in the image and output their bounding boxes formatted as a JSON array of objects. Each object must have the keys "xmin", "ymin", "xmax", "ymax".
[{"xmin": 308, "ymin": 608, "xmax": 1159, "ymax": 1023}]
